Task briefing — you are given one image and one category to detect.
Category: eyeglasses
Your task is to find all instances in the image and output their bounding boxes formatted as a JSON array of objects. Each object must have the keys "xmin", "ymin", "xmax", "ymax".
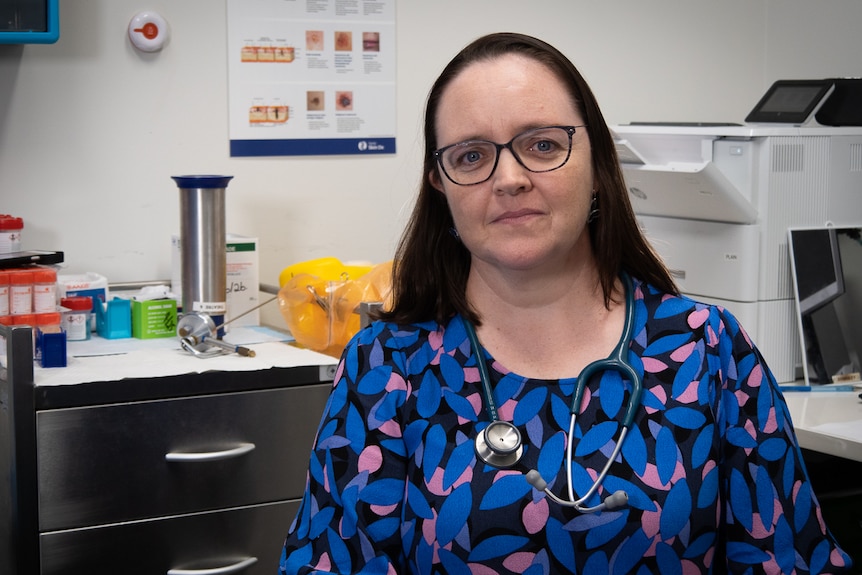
[{"xmin": 433, "ymin": 125, "xmax": 585, "ymax": 186}]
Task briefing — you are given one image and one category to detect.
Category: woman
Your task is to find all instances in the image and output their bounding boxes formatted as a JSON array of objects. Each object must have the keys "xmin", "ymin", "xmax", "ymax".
[{"xmin": 281, "ymin": 33, "xmax": 852, "ymax": 574}]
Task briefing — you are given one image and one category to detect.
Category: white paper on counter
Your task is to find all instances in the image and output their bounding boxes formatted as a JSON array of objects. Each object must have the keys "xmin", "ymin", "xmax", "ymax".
[{"xmin": 36, "ymin": 327, "xmax": 338, "ymax": 387}]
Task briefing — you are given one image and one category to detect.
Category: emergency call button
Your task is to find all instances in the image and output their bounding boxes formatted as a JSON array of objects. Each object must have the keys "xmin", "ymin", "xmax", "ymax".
[{"xmin": 128, "ymin": 11, "xmax": 169, "ymax": 52}]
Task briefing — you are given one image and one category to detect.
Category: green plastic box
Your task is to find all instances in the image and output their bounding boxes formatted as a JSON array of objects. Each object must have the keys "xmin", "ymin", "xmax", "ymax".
[{"xmin": 132, "ymin": 299, "xmax": 178, "ymax": 339}]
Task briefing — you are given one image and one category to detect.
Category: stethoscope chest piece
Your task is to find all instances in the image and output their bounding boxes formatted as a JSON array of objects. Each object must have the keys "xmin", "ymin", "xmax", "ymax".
[{"xmin": 475, "ymin": 420, "xmax": 524, "ymax": 468}]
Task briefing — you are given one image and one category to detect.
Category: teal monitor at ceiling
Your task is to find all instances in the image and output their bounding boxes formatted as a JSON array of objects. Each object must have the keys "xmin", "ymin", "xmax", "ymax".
[{"xmin": 0, "ymin": 0, "xmax": 59, "ymax": 44}]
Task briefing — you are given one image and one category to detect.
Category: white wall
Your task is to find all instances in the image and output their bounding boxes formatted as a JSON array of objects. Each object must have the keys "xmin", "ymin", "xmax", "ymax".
[{"xmin": 1, "ymin": 0, "xmax": 861, "ymax": 327}]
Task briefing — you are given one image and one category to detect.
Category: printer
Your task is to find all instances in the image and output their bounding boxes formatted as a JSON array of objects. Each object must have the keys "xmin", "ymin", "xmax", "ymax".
[{"xmin": 613, "ymin": 79, "xmax": 862, "ymax": 383}]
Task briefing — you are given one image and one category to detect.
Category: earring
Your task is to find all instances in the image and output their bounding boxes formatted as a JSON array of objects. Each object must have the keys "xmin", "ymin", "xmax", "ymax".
[
  {"xmin": 449, "ymin": 227, "xmax": 460, "ymax": 239},
  {"xmin": 587, "ymin": 191, "xmax": 599, "ymax": 223}
]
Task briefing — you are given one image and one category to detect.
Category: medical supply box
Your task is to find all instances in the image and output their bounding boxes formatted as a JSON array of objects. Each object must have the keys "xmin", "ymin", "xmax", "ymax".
[{"xmin": 132, "ymin": 298, "xmax": 177, "ymax": 339}]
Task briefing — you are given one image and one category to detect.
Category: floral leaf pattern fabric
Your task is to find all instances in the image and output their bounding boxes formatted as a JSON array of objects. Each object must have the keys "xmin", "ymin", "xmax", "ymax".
[{"xmin": 280, "ymin": 278, "xmax": 852, "ymax": 574}]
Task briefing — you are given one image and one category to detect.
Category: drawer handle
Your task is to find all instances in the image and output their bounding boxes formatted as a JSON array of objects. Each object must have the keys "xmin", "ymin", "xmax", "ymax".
[
  {"xmin": 167, "ymin": 557, "xmax": 257, "ymax": 575},
  {"xmin": 165, "ymin": 442, "xmax": 256, "ymax": 462}
]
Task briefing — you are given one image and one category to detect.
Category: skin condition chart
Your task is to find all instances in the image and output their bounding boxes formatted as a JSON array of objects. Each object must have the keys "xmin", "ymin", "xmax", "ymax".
[{"xmin": 227, "ymin": 0, "xmax": 396, "ymax": 157}]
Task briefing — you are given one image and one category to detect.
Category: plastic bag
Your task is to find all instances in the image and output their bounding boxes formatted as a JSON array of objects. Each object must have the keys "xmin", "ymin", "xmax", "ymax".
[{"xmin": 278, "ymin": 258, "xmax": 392, "ymax": 357}]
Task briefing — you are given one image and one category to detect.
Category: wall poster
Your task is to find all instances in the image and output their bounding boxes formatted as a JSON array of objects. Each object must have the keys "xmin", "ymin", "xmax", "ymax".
[{"xmin": 226, "ymin": 0, "xmax": 396, "ymax": 157}]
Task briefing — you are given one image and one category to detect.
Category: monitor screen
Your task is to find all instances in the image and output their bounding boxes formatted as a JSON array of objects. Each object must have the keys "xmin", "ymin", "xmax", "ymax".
[
  {"xmin": 789, "ymin": 226, "xmax": 862, "ymax": 384},
  {"xmin": 790, "ymin": 228, "xmax": 845, "ymax": 315},
  {"xmin": 0, "ymin": 0, "xmax": 59, "ymax": 43}
]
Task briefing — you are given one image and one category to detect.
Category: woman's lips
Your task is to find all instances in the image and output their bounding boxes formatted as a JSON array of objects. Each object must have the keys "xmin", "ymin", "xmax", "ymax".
[{"xmin": 492, "ymin": 209, "xmax": 543, "ymax": 224}]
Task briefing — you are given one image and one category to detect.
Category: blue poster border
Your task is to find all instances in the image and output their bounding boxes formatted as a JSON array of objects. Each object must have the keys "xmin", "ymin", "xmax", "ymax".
[{"xmin": 230, "ymin": 137, "xmax": 396, "ymax": 157}]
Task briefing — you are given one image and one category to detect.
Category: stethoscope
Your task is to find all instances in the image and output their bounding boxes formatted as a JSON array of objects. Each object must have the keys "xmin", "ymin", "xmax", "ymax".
[{"xmin": 467, "ymin": 272, "xmax": 642, "ymax": 513}]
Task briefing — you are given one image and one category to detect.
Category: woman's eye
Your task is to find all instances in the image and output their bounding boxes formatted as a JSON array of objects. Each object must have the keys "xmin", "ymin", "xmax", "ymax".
[
  {"xmin": 452, "ymin": 147, "xmax": 486, "ymax": 168},
  {"xmin": 463, "ymin": 150, "xmax": 483, "ymax": 164},
  {"xmin": 531, "ymin": 139, "xmax": 556, "ymax": 153}
]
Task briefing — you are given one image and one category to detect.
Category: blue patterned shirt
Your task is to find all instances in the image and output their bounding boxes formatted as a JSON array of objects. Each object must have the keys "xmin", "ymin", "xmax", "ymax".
[{"xmin": 281, "ymin": 278, "xmax": 852, "ymax": 574}]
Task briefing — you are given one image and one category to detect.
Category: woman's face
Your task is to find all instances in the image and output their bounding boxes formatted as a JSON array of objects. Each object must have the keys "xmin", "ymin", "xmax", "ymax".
[{"xmin": 431, "ymin": 54, "xmax": 595, "ymax": 276}]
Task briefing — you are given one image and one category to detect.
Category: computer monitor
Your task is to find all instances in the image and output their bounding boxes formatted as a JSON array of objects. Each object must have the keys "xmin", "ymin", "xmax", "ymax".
[
  {"xmin": 788, "ymin": 226, "xmax": 862, "ymax": 384},
  {"xmin": 0, "ymin": 0, "xmax": 59, "ymax": 44},
  {"xmin": 790, "ymin": 227, "xmax": 845, "ymax": 315}
]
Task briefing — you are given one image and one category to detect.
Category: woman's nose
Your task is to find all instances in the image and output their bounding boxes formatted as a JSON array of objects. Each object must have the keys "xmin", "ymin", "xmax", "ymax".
[{"xmin": 492, "ymin": 148, "xmax": 531, "ymax": 194}]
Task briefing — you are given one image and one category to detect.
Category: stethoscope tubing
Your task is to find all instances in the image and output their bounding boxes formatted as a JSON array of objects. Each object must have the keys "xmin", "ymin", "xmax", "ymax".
[
  {"xmin": 570, "ymin": 271, "xmax": 642, "ymax": 427},
  {"xmin": 466, "ymin": 316, "xmax": 500, "ymax": 421},
  {"xmin": 468, "ymin": 272, "xmax": 642, "ymax": 512}
]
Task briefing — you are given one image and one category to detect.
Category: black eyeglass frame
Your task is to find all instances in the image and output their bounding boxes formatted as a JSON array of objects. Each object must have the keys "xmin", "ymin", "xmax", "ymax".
[{"xmin": 433, "ymin": 125, "xmax": 585, "ymax": 186}]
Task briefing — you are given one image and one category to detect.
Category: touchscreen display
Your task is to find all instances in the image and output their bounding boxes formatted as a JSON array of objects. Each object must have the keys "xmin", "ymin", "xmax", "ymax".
[
  {"xmin": 745, "ymin": 79, "xmax": 833, "ymax": 123},
  {"xmin": 758, "ymin": 85, "xmax": 828, "ymax": 113}
]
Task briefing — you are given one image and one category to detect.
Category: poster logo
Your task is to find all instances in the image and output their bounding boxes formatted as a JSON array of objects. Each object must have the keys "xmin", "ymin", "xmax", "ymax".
[{"xmin": 358, "ymin": 140, "xmax": 386, "ymax": 152}]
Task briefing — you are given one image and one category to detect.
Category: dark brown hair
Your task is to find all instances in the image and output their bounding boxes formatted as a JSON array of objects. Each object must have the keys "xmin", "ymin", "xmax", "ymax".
[{"xmin": 377, "ymin": 32, "xmax": 676, "ymax": 326}]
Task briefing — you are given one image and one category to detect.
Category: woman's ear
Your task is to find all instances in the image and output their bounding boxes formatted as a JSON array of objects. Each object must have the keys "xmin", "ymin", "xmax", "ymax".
[{"xmin": 429, "ymin": 169, "xmax": 444, "ymax": 192}]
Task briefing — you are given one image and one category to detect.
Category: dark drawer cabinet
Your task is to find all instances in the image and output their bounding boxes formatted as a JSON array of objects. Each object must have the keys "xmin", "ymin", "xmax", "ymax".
[
  {"xmin": 40, "ymin": 500, "xmax": 299, "ymax": 574},
  {"xmin": 1, "ymin": 325, "xmax": 336, "ymax": 575},
  {"xmin": 37, "ymin": 386, "xmax": 329, "ymax": 532}
]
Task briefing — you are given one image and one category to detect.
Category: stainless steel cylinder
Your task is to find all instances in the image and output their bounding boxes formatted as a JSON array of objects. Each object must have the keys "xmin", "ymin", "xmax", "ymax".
[{"xmin": 172, "ymin": 175, "xmax": 232, "ymax": 334}]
